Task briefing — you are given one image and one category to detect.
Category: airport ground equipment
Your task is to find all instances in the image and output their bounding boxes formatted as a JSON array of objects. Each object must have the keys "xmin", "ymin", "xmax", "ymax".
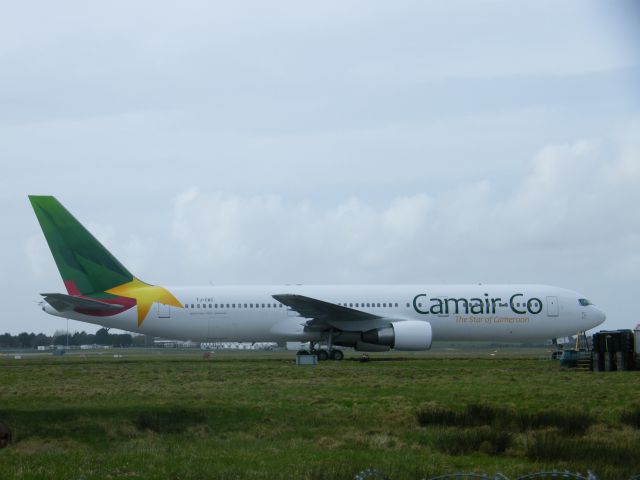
[
  {"xmin": 559, "ymin": 331, "xmax": 592, "ymax": 370},
  {"xmin": 591, "ymin": 330, "xmax": 635, "ymax": 371},
  {"xmin": 560, "ymin": 329, "xmax": 640, "ymax": 371},
  {"xmin": 295, "ymin": 353, "xmax": 317, "ymax": 366},
  {"xmin": 559, "ymin": 349, "xmax": 592, "ymax": 369}
]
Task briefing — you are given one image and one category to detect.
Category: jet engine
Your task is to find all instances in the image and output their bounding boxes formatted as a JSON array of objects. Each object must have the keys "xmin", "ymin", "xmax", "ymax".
[{"xmin": 361, "ymin": 320, "xmax": 432, "ymax": 351}]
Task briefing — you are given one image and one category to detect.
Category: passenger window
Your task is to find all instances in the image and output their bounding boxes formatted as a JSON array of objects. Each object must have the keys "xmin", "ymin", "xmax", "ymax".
[
  {"xmin": 191, "ymin": 304, "xmax": 194, "ymax": 308},
  {"xmin": 406, "ymin": 303, "xmax": 410, "ymax": 308}
]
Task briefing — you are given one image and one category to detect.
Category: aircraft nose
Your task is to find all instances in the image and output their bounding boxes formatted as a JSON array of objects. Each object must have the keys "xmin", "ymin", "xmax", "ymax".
[{"xmin": 590, "ymin": 306, "xmax": 606, "ymax": 328}]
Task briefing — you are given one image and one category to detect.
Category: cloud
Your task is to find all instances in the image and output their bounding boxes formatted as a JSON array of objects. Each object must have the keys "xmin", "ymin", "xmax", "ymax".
[
  {"xmin": 171, "ymin": 188, "xmax": 435, "ymax": 281},
  {"xmin": 170, "ymin": 121, "xmax": 640, "ymax": 289}
]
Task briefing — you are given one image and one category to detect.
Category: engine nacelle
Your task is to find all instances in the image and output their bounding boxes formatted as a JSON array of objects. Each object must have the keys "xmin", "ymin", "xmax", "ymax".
[{"xmin": 361, "ymin": 320, "xmax": 432, "ymax": 351}]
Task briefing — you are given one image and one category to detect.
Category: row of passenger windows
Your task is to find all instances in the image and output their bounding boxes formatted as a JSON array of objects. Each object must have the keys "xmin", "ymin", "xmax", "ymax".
[
  {"xmin": 185, "ymin": 302, "xmax": 406, "ymax": 310},
  {"xmin": 339, "ymin": 302, "xmax": 403, "ymax": 308},
  {"xmin": 185, "ymin": 303, "xmax": 285, "ymax": 309}
]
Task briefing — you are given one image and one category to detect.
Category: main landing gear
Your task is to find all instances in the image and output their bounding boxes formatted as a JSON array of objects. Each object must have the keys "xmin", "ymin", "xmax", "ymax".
[
  {"xmin": 315, "ymin": 348, "xmax": 344, "ymax": 361},
  {"xmin": 296, "ymin": 340, "xmax": 344, "ymax": 361},
  {"xmin": 295, "ymin": 348, "xmax": 344, "ymax": 361}
]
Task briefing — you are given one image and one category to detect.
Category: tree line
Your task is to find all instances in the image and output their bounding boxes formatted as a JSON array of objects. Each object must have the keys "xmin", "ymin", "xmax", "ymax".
[{"xmin": 0, "ymin": 329, "xmax": 148, "ymax": 348}]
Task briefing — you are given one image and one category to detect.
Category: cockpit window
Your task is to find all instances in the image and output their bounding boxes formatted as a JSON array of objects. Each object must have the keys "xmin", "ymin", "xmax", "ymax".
[{"xmin": 578, "ymin": 298, "xmax": 592, "ymax": 306}]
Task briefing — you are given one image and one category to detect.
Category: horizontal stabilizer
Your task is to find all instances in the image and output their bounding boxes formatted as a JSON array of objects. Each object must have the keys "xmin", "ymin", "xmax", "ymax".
[{"xmin": 41, "ymin": 293, "xmax": 126, "ymax": 312}]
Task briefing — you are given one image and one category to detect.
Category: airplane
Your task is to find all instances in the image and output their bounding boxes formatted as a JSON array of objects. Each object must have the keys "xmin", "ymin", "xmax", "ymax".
[{"xmin": 29, "ymin": 195, "xmax": 606, "ymax": 361}]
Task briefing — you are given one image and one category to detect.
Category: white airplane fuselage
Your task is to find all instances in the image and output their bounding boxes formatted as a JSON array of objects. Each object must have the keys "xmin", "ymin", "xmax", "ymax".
[{"xmin": 43, "ymin": 284, "xmax": 605, "ymax": 347}]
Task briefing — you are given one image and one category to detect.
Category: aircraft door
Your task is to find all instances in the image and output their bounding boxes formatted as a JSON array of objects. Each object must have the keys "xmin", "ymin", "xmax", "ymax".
[
  {"xmin": 157, "ymin": 303, "xmax": 171, "ymax": 318},
  {"xmin": 546, "ymin": 296, "xmax": 559, "ymax": 317}
]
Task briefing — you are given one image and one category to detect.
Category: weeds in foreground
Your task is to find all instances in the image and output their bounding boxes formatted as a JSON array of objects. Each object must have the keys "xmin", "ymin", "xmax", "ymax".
[
  {"xmin": 435, "ymin": 427, "xmax": 512, "ymax": 455},
  {"xmin": 134, "ymin": 408, "xmax": 208, "ymax": 434},
  {"xmin": 518, "ymin": 409, "xmax": 592, "ymax": 435},
  {"xmin": 417, "ymin": 402, "xmax": 591, "ymax": 435},
  {"xmin": 526, "ymin": 432, "xmax": 640, "ymax": 467},
  {"xmin": 620, "ymin": 405, "xmax": 640, "ymax": 429}
]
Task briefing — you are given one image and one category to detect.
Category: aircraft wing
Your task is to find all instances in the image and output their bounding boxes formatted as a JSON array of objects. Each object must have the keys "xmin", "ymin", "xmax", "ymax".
[
  {"xmin": 272, "ymin": 294, "xmax": 382, "ymax": 327},
  {"xmin": 41, "ymin": 293, "xmax": 126, "ymax": 312}
]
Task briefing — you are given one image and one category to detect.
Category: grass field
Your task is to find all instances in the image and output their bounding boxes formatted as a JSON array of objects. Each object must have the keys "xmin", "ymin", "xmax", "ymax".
[{"xmin": 1, "ymin": 347, "xmax": 640, "ymax": 479}]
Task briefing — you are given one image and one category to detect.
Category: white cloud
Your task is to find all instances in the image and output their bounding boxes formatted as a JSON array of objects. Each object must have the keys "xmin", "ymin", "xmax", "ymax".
[{"xmin": 169, "ymin": 122, "xmax": 640, "ymax": 296}]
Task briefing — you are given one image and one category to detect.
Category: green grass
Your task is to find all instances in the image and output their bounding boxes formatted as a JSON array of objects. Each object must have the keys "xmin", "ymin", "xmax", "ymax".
[
  {"xmin": 1, "ymin": 348, "xmax": 640, "ymax": 479},
  {"xmin": 417, "ymin": 402, "xmax": 593, "ymax": 435}
]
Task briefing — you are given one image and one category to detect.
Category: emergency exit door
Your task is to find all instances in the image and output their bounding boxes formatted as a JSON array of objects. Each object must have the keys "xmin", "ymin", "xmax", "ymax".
[
  {"xmin": 546, "ymin": 296, "xmax": 559, "ymax": 317},
  {"xmin": 157, "ymin": 303, "xmax": 171, "ymax": 318}
]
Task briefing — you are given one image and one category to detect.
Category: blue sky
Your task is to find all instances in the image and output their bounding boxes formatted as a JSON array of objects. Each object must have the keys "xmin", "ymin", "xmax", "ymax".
[{"xmin": 1, "ymin": 0, "xmax": 639, "ymax": 334}]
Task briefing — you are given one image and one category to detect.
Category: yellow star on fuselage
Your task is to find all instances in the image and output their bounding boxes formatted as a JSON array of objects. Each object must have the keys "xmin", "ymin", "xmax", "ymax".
[{"xmin": 106, "ymin": 278, "xmax": 183, "ymax": 326}]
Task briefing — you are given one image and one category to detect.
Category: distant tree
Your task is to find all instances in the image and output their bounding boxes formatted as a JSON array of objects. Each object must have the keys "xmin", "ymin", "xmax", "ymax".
[
  {"xmin": 17, "ymin": 332, "xmax": 32, "ymax": 348},
  {"xmin": 0, "ymin": 333, "xmax": 15, "ymax": 348},
  {"xmin": 95, "ymin": 328, "xmax": 110, "ymax": 345},
  {"xmin": 113, "ymin": 333, "xmax": 133, "ymax": 347},
  {"xmin": 52, "ymin": 329, "xmax": 68, "ymax": 346},
  {"xmin": 31, "ymin": 333, "xmax": 51, "ymax": 348},
  {"xmin": 0, "ymin": 329, "xmax": 135, "ymax": 348},
  {"xmin": 71, "ymin": 331, "xmax": 95, "ymax": 345}
]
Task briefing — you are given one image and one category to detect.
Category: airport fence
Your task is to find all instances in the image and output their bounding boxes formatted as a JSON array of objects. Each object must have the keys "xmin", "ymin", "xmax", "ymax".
[{"xmin": 354, "ymin": 468, "xmax": 625, "ymax": 480}]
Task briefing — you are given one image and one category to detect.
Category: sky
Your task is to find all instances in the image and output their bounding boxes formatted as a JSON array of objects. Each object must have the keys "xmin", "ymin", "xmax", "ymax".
[{"xmin": 1, "ymin": 0, "xmax": 639, "ymax": 335}]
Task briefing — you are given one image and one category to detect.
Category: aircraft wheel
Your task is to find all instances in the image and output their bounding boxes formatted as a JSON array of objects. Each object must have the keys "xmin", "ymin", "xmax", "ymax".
[
  {"xmin": 317, "ymin": 350, "xmax": 329, "ymax": 361},
  {"xmin": 330, "ymin": 349, "xmax": 344, "ymax": 361}
]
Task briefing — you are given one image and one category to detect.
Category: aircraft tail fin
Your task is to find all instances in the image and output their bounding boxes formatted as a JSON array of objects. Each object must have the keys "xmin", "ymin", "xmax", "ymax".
[{"xmin": 28, "ymin": 196, "xmax": 135, "ymax": 295}]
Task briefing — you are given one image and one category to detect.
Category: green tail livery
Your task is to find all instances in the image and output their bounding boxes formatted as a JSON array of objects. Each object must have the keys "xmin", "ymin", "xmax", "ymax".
[{"xmin": 29, "ymin": 196, "xmax": 182, "ymax": 326}]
